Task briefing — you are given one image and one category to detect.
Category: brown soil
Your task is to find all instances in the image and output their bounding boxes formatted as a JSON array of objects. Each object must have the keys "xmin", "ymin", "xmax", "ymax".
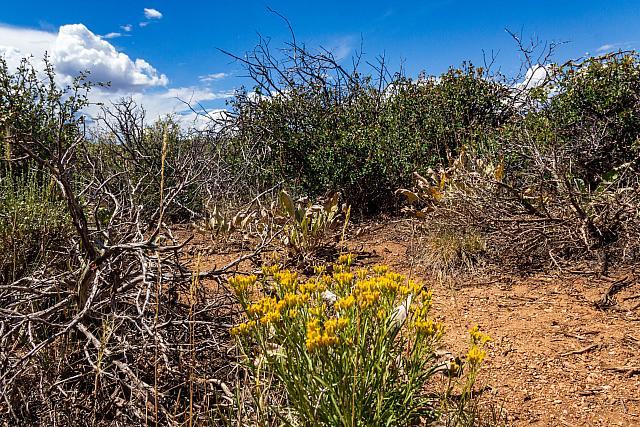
[
  {"xmin": 189, "ymin": 220, "xmax": 640, "ymax": 426},
  {"xmin": 346, "ymin": 220, "xmax": 640, "ymax": 426}
]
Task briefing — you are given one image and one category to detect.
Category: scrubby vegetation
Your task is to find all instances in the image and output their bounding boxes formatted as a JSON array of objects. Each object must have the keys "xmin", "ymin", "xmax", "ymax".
[{"xmin": 1, "ymin": 30, "xmax": 640, "ymax": 425}]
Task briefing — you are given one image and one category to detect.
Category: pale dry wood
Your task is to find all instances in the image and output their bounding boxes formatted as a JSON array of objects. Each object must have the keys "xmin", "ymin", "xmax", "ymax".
[{"xmin": 559, "ymin": 343, "xmax": 600, "ymax": 357}]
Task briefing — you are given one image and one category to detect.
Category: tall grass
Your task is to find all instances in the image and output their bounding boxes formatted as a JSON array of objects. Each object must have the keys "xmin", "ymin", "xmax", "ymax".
[{"xmin": 0, "ymin": 166, "xmax": 69, "ymax": 282}]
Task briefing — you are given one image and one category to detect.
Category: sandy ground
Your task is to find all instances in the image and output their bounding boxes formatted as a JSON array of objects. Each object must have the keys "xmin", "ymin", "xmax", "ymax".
[{"xmin": 348, "ymin": 220, "xmax": 640, "ymax": 426}]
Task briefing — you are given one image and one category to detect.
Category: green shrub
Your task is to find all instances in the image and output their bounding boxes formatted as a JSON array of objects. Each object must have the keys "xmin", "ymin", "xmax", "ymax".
[
  {"xmin": 522, "ymin": 53, "xmax": 640, "ymax": 190},
  {"xmin": 227, "ymin": 48, "xmax": 511, "ymax": 213}
]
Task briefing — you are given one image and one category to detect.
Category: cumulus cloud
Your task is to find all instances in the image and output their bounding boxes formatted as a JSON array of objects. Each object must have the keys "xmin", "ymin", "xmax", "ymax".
[
  {"xmin": 0, "ymin": 24, "xmax": 55, "ymax": 70},
  {"xmin": 121, "ymin": 24, "xmax": 133, "ymax": 32},
  {"xmin": 53, "ymin": 24, "xmax": 168, "ymax": 90},
  {"xmin": 508, "ymin": 64, "xmax": 557, "ymax": 108},
  {"xmin": 0, "ymin": 24, "xmax": 167, "ymax": 91},
  {"xmin": 143, "ymin": 8, "xmax": 163, "ymax": 19},
  {"xmin": 0, "ymin": 23, "xmax": 233, "ymax": 130}
]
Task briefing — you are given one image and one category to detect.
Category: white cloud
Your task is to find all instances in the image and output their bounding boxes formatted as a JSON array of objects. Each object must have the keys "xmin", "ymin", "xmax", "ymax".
[
  {"xmin": 517, "ymin": 64, "xmax": 550, "ymax": 90},
  {"xmin": 139, "ymin": 22, "xmax": 150, "ymax": 28},
  {"xmin": 143, "ymin": 8, "xmax": 163, "ymax": 19},
  {"xmin": 508, "ymin": 64, "xmax": 556, "ymax": 108},
  {"xmin": 0, "ymin": 24, "xmax": 56, "ymax": 70},
  {"xmin": 0, "ymin": 23, "xmax": 234, "ymax": 130},
  {"xmin": 121, "ymin": 24, "xmax": 133, "ymax": 32},
  {"xmin": 102, "ymin": 32, "xmax": 122, "ymax": 39},
  {"xmin": 53, "ymin": 24, "xmax": 168, "ymax": 91},
  {"xmin": 88, "ymin": 86, "xmax": 233, "ymax": 129},
  {"xmin": 199, "ymin": 72, "xmax": 227, "ymax": 82},
  {"xmin": 0, "ymin": 24, "xmax": 167, "ymax": 91}
]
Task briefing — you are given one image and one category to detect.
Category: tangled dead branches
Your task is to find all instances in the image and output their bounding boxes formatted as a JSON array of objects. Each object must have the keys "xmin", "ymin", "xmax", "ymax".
[
  {"xmin": 0, "ymin": 84, "xmax": 251, "ymax": 424},
  {"xmin": 415, "ymin": 144, "xmax": 640, "ymax": 273}
]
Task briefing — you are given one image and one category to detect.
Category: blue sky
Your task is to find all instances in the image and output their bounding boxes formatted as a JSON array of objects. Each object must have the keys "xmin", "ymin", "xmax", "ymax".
[{"xmin": 1, "ymin": 1, "xmax": 639, "ymax": 125}]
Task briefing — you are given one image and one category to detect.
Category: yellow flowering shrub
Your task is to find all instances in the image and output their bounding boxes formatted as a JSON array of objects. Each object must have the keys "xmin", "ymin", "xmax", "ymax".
[{"xmin": 228, "ymin": 256, "xmax": 490, "ymax": 425}]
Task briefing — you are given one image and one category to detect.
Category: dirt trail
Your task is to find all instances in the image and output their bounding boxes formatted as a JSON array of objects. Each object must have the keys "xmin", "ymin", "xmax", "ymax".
[
  {"xmin": 191, "ymin": 220, "xmax": 640, "ymax": 426},
  {"xmin": 347, "ymin": 220, "xmax": 640, "ymax": 426}
]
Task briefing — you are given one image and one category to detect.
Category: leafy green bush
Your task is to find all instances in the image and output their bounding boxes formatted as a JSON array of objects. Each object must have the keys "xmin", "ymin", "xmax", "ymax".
[
  {"xmin": 226, "ymin": 39, "xmax": 511, "ymax": 213},
  {"xmin": 546, "ymin": 53, "xmax": 640, "ymax": 189},
  {"xmin": 400, "ymin": 53, "xmax": 640, "ymax": 272},
  {"xmin": 0, "ymin": 57, "xmax": 89, "ymax": 178}
]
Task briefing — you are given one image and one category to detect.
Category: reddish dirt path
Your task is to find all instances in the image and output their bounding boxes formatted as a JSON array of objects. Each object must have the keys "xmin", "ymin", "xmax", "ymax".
[
  {"xmin": 189, "ymin": 220, "xmax": 640, "ymax": 425},
  {"xmin": 347, "ymin": 220, "xmax": 640, "ymax": 426}
]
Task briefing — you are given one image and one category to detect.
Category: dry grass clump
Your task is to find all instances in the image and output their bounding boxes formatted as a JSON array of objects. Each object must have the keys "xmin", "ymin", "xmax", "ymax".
[{"xmin": 418, "ymin": 229, "xmax": 487, "ymax": 278}]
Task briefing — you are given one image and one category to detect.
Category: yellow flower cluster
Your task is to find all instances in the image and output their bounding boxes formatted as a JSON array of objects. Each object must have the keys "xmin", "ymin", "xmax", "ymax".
[
  {"xmin": 419, "ymin": 289, "xmax": 433, "ymax": 309},
  {"xmin": 261, "ymin": 264, "xmax": 280, "ymax": 277},
  {"xmin": 333, "ymin": 263, "xmax": 348, "ymax": 273},
  {"xmin": 230, "ymin": 320, "xmax": 256, "ymax": 336},
  {"xmin": 466, "ymin": 345, "xmax": 486, "ymax": 365},
  {"xmin": 335, "ymin": 294, "xmax": 356, "ymax": 311},
  {"xmin": 385, "ymin": 272, "xmax": 405, "ymax": 283},
  {"xmin": 355, "ymin": 268, "xmax": 368, "ymax": 280},
  {"xmin": 337, "ymin": 253, "xmax": 356, "ymax": 266},
  {"xmin": 413, "ymin": 317, "xmax": 445, "ymax": 338},
  {"xmin": 328, "ymin": 269, "xmax": 425, "ymax": 312},
  {"xmin": 274, "ymin": 270, "xmax": 298, "ymax": 291},
  {"xmin": 448, "ymin": 358, "xmax": 462, "ymax": 377},
  {"xmin": 299, "ymin": 276, "xmax": 328, "ymax": 293},
  {"xmin": 333, "ymin": 272, "xmax": 354, "ymax": 288},
  {"xmin": 352, "ymin": 278, "xmax": 381, "ymax": 309},
  {"xmin": 469, "ymin": 325, "xmax": 491, "ymax": 346},
  {"xmin": 351, "ymin": 271, "xmax": 406, "ymax": 308},
  {"xmin": 466, "ymin": 325, "xmax": 490, "ymax": 366},
  {"xmin": 247, "ymin": 291, "xmax": 313, "ymax": 325},
  {"xmin": 247, "ymin": 296, "xmax": 285, "ymax": 324},
  {"xmin": 411, "ymin": 291, "xmax": 442, "ymax": 338},
  {"xmin": 229, "ymin": 264, "xmax": 457, "ymax": 364},
  {"xmin": 228, "ymin": 274, "xmax": 257, "ymax": 295},
  {"xmin": 305, "ymin": 317, "xmax": 348, "ymax": 351},
  {"xmin": 399, "ymin": 279, "xmax": 424, "ymax": 297},
  {"xmin": 313, "ymin": 264, "xmax": 326, "ymax": 275},
  {"xmin": 284, "ymin": 292, "xmax": 310, "ymax": 307},
  {"xmin": 308, "ymin": 304, "xmax": 326, "ymax": 317},
  {"xmin": 372, "ymin": 265, "xmax": 389, "ymax": 276}
]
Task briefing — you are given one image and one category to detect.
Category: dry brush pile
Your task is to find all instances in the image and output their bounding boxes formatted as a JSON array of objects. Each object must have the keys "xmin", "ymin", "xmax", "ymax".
[
  {"xmin": 398, "ymin": 51, "xmax": 640, "ymax": 274},
  {"xmin": 0, "ymin": 59, "xmax": 249, "ymax": 425}
]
